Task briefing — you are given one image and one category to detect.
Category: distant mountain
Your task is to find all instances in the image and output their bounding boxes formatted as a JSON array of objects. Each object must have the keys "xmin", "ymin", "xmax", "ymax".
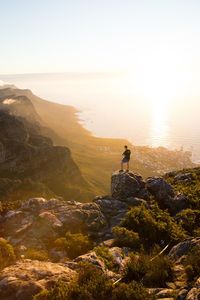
[{"xmin": 0, "ymin": 86, "xmax": 196, "ymax": 198}]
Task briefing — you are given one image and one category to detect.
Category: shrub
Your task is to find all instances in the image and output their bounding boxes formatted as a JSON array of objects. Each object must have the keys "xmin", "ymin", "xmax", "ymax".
[
  {"xmin": 143, "ymin": 255, "xmax": 173, "ymax": 287},
  {"xmin": 176, "ymin": 209, "xmax": 200, "ymax": 236},
  {"xmin": 112, "ymin": 282, "xmax": 155, "ymax": 300},
  {"xmin": 0, "ymin": 238, "xmax": 16, "ymax": 270},
  {"xmin": 166, "ymin": 169, "xmax": 200, "ymax": 210},
  {"xmin": 121, "ymin": 205, "xmax": 185, "ymax": 248},
  {"xmin": 113, "ymin": 227, "xmax": 140, "ymax": 249},
  {"xmin": 124, "ymin": 253, "xmax": 149, "ymax": 282},
  {"xmin": 124, "ymin": 252, "xmax": 173, "ymax": 288},
  {"xmin": 54, "ymin": 232, "xmax": 93, "ymax": 259},
  {"xmin": 94, "ymin": 246, "xmax": 116, "ymax": 270},
  {"xmin": 34, "ymin": 262, "xmax": 113, "ymax": 300},
  {"xmin": 183, "ymin": 246, "xmax": 200, "ymax": 281},
  {"xmin": 24, "ymin": 248, "xmax": 49, "ymax": 261},
  {"xmin": 34, "ymin": 261, "xmax": 159, "ymax": 300}
]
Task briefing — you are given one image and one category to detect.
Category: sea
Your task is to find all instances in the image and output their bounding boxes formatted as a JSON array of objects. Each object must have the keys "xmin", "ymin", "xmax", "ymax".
[{"xmin": 1, "ymin": 73, "xmax": 200, "ymax": 163}]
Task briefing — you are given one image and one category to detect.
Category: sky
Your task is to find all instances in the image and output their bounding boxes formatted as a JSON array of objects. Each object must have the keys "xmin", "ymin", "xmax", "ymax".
[
  {"xmin": 1, "ymin": 1, "xmax": 200, "ymax": 158},
  {"xmin": 1, "ymin": 0, "xmax": 200, "ymax": 75}
]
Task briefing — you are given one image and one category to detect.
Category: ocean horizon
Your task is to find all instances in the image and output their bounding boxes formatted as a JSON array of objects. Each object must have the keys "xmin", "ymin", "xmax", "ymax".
[{"xmin": 1, "ymin": 72, "xmax": 200, "ymax": 163}]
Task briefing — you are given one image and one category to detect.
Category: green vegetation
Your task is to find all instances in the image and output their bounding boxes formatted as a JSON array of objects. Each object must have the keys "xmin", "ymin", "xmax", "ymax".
[
  {"xmin": 176, "ymin": 209, "xmax": 200, "ymax": 236},
  {"xmin": 112, "ymin": 282, "xmax": 155, "ymax": 300},
  {"xmin": 113, "ymin": 227, "xmax": 140, "ymax": 249},
  {"xmin": 0, "ymin": 238, "xmax": 16, "ymax": 270},
  {"xmin": 183, "ymin": 246, "xmax": 200, "ymax": 282},
  {"xmin": 34, "ymin": 262, "xmax": 155, "ymax": 300},
  {"xmin": 166, "ymin": 167, "xmax": 200, "ymax": 209},
  {"xmin": 24, "ymin": 248, "xmax": 49, "ymax": 261},
  {"xmin": 54, "ymin": 232, "xmax": 93, "ymax": 259},
  {"xmin": 94, "ymin": 246, "xmax": 116, "ymax": 270},
  {"xmin": 117, "ymin": 204, "xmax": 186, "ymax": 249},
  {"xmin": 124, "ymin": 252, "xmax": 174, "ymax": 288}
]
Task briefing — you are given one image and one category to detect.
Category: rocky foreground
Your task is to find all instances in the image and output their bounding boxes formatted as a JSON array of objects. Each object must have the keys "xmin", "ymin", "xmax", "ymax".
[{"xmin": 0, "ymin": 170, "xmax": 200, "ymax": 300}]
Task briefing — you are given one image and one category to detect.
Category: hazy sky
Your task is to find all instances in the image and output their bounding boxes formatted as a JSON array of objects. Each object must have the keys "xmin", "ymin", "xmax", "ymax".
[
  {"xmin": 1, "ymin": 0, "xmax": 200, "ymax": 74},
  {"xmin": 1, "ymin": 1, "xmax": 200, "ymax": 158}
]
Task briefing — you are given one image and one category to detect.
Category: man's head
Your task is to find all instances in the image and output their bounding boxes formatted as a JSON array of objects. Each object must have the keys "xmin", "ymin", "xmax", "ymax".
[{"xmin": 124, "ymin": 145, "xmax": 128, "ymax": 149}]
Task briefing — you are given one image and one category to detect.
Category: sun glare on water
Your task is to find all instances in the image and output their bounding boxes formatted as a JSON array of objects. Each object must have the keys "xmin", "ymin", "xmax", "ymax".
[{"xmin": 121, "ymin": 48, "xmax": 192, "ymax": 147}]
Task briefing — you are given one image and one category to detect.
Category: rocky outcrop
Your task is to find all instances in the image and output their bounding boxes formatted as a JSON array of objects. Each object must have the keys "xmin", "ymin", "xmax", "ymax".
[
  {"xmin": 0, "ymin": 188, "xmax": 150, "ymax": 250},
  {"xmin": 0, "ymin": 198, "xmax": 108, "ymax": 249},
  {"xmin": 111, "ymin": 171, "xmax": 147, "ymax": 200},
  {"xmin": 0, "ymin": 259, "xmax": 75, "ymax": 300},
  {"xmin": 111, "ymin": 171, "xmax": 189, "ymax": 214}
]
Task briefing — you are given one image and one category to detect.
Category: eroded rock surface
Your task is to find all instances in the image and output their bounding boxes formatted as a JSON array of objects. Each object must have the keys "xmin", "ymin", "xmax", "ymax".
[{"xmin": 0, "ymin": 259, "xmax": 75, "ymax": 300}]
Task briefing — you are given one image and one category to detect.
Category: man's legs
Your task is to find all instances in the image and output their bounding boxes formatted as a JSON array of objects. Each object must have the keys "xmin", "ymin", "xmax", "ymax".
[
  {"xmin": 120, "ymin": 161, "xmax": 123, "ymax": 171},
  {"xmin": 125, "ymin": 161, "xmax": 129, "ymax": 171}
]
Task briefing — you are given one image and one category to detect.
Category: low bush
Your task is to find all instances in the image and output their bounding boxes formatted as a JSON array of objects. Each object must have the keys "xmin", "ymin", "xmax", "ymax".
[
  {"xmin": 112, "ymin": 282, "xmax": 155, "ymax": 300},
  {"xmin": 113, "ymin": 227, "xmax": 140, "ymax": 249},
  {"xmin": 143, "ymin": 255, "xmax": 173, "ymax": 287},
  {"xmin": 124, "ymin": 252, "xmax": 173, "ymax": 287},
  {"xmin": 34, "ymin": 262, "xmax": 154, "ymax": 300},
  {"xmin": 34, "ymin": 262, "xmax": 113, "ymax": 300},
  {"xmin": 166, "ymin": 168, "xmax": 200, "ymax": 210},
  {"xmin": 24, "ymin": 248, "xmax": 49, "ymax": 261},
  {"xmin": 183, "ymin": 246, "xmax": 200, "ymax": 281},
  {"xmin": 94, "ymin": 246, "xmax": 116, "ymax": 270},
  {"xmin": 176, "ymin": 209, "xmax": 200, "ymax": 236},
  {"xmin": 0, "ymin": 238, "xmax": 16, "ymax": 270},
  {"xmin": 121, "ymin": 205, "xmax": 185, "ymax": 249},
  {"xmin": 54, "ymin": 232, "xmax": 93, "ymax": 259}
]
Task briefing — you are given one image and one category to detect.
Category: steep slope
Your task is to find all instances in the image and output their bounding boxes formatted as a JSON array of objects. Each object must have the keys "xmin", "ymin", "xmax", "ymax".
[
  {"xmin": 0, "ymin": 87, "xmax": 196, "ymax": 195},
  {"xmin": 0, "ymin": 109, "xmax": 93, "ymax": 211}
]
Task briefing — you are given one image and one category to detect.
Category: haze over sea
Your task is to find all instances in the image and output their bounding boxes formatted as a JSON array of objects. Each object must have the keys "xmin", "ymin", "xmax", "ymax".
[{"xmin": 1, "ymin": 73, "xmax": 200, "ymax": 163}]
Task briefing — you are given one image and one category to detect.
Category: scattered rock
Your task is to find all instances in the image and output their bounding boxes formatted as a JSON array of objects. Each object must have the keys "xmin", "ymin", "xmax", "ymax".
[
  {"xmin": 156, "ymin": 288, "xmax": 176, "ymax": 298},
  {"xmin": 177, "ymin": 289, "xmax": 188, "ymax": 300},
  {"xmin": 74, "ymin": 251, "xmax": 105, "ymax": 271},
  {"xmin": 174, "ymin": 173, "xmax": 194, "ymax": 184}
]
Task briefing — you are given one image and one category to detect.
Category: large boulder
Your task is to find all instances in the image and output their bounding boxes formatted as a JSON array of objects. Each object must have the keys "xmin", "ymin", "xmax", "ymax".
[
  {"xmin": 0, "ymin": 259, "xmax": 75, "ymax": 300},
  {"xmin": 111, "ymin": 171, "xmax": 145, "ymax": 199}
]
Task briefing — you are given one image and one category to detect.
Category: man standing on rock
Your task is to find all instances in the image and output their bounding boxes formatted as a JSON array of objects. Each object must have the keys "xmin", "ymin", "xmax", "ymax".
[{"xmin": 120, "ymin": 145, "xmax": 131, "ymax": 172}]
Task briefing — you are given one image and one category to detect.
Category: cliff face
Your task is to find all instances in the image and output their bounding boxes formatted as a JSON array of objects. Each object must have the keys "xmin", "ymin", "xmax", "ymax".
[{"xmin": 0, "ymin": 108, "xmax": 92, "ymax": 208}]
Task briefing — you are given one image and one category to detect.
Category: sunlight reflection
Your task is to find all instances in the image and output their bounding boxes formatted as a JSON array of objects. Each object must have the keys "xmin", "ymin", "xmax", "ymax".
[{"xmin": 150, "ymin": 101, "xmax": 170, "ymax": 148}]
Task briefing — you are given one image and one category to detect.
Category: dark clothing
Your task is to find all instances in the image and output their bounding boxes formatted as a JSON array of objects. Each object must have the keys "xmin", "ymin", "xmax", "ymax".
[
  {"xmin": 123, "ymin": 149, "xmax": 131, "ymax": 161},
  {"xmin": 122, "ymin": 157, "xmax": 129, "ymax": 163}
]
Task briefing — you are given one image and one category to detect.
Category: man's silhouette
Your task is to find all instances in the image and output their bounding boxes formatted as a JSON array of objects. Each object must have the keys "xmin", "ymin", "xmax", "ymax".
[{"xmin": 120, "ymin": 145, "xmax": 131, "ymax": 171}]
